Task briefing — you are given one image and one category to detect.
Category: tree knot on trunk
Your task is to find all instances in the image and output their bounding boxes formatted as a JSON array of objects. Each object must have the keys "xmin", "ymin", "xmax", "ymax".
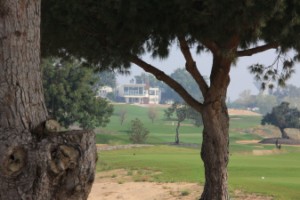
[
  {"xmin": 48, "ymin": 144, "xmax": 80, "ymax": 176},
  {"xmin": 0, "ymin": 146, "xmax": 27, "ymax": 177}
]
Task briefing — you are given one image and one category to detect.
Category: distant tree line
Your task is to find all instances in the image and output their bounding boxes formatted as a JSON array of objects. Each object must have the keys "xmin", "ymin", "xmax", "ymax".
[{"xmin": 229, "ymin": 84, "xmax": 300, "ymax": 114}]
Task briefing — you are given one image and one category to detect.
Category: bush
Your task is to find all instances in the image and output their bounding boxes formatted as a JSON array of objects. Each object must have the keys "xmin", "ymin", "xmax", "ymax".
[
  {"xmin": 42, "ymin": 58, "xmax": 113, "ymax": 129},
  {"xmin": 128, "ymin": 118, "xmax": 149, "ymax": 144}
]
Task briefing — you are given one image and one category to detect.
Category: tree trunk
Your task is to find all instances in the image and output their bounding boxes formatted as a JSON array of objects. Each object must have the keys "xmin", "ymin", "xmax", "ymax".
[
  {"xmin": 175, "ymin": 121, "xmax": 180, "ymax": 144},
  {"xmin": 279, "ymin": 127, "xmax": 290, "ymax": 139},
  {"xmin": 0, "ymin": 1, "xmax": 96, "ymax": 199},
  {"xmin": 199, "ymin": 54, "xmax": 232, "ymax": 200},
  {"xmin": 200, "ymin": 102, "xmax": 229, "ymax": 200}
]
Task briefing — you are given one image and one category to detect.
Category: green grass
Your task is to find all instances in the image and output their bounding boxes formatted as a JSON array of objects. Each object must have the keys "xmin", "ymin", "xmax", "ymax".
[
  {"xmin": 229, "ymin": 115, "xmax": 261, "ymax": 129},
  {"xmin": 96, "ymin": 104, "xmax": 262, "ymax": 145},
  {"xmin": 97, "ymin": 145, "xmax": 300, "ymax": 200},
  {"xmin": 95, "ymin": 103, "xmax": 206, "ymax": 144},
  {"xmin": 96, "ymin": 104, "xmax": 300, "ymax": 199},
  {"xmin": 229, "ymin": 152, "xmax": 300, "ymax": 200},
  {"xmin": 98, "ymin": 146, "xmax": 204, "ymax": 182}
]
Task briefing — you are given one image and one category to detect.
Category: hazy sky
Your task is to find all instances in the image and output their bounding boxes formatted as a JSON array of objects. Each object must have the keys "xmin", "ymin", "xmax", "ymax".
[{"xmin": 117, "ymin": 45, "xmax": 299, "ymax": 101}]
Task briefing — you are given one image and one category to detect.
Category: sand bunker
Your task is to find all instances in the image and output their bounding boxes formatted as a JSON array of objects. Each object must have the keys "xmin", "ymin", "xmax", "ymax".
[
  {"xmin": 236, "ymin": 140, "xmax": 260, "ymax": 144},
  {"xmin": 252, "ymin": 149, "xmax": 281, "ymax": 156},
  {"xmin": 228, "ymin": 109, "xmax": 261, "ymax": 116}
]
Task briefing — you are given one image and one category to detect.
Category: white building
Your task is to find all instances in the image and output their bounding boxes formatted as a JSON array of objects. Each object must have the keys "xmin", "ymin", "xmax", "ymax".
[{"xmin": 116, "ymin": 84, "xmax": 161, "ymax": 104}]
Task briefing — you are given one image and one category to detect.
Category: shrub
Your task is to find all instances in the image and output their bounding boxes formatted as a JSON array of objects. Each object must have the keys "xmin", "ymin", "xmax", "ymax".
[
  {"xmin": 181, "ymin": 190, "xmax": 190, "ymax": 196},
  {"xmin": 128, "ymin": 118, "xmax": 149, "ymax": 144}
]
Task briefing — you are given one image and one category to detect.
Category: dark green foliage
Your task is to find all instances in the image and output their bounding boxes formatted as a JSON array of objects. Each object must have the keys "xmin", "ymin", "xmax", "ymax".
[
  {"xmin": 248, "ymin": 55, "xmax": 295, "ymax": 90},
  {"xmin": 262, "ymin": 102, "xmax": 300, "ymax": 138},
  {"xmin": 42, "ymin": 1, "xmax": 300, "ymax": 77},
  {"xmin": 42, "ymin": 58, "xmax": 113, "ymax": 129},
  {"xmin": 41, "ymin": 1, "xmax": 300, "ymax": 108},
  {"xmin": 128, "ymin": 118, "xmax": 149, "ymax": 144}
]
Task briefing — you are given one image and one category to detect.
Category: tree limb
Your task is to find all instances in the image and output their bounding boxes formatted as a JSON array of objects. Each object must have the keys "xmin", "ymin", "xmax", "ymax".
[
  {"xmin": 129, "ymin": 55, "xmax": 203, "ymax": 113},
  {"xmin": 201, "ymin": 40, "xmax": 219, "ymax": 55},
  {"xmin": 236, "ymin": 42, "xmax": 279, "ymax": 57},
  {"xmin": 178, "ymin": 36, "xmax": 209, "ymax": 96}
]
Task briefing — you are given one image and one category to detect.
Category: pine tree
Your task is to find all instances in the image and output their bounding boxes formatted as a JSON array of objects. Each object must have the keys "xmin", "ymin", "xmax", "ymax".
[
  {"xmin": 0, "ymin": 1, "xmax": 96, "ymax": 199},
  {"xmin": 41, "ymin": 1, "xmax": 300, "ymax": 199}
]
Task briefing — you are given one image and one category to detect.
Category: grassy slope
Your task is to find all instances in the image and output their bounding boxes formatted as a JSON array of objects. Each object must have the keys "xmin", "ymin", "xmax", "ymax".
[
  {"xmin": 96, "ymin": 104, "xmax": 300, "ymax": 200},
  {"xmin": 95, "ymin": 104, "xmax": 205, "ymax": 144}
]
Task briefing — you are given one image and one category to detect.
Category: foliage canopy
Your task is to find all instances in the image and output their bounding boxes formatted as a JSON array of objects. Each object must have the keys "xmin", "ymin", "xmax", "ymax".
[
  {"xmin": 42, "ymin": 1, "xmax": 300, "ymax": 85},
  {"xmin": 42, "ymin": 58, "xmax": 113, "ymax": 129}
]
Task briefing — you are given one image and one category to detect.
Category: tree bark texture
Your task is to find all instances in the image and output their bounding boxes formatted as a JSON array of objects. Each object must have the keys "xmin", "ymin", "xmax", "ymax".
[
  {"xmin": 199, "ymin": 54, "xmax": 231, "ymax": 200},
  {"xmin": 0, "ymin": 129, "xmax": 97, "ymax": 200},
  {"xmin": 200, "ymin": 102, "xmax": 229, "ymax": 200},
  {"xmin": 0, "ymin": 0, "xmax": 47, "ymax": 131},
  {"xmin": 0, "ymin": 1, "xmax": 97, "ymax": 199}
]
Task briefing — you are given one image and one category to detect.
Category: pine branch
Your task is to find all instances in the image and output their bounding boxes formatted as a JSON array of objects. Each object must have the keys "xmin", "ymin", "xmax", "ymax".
[
  {"xmin": 129, "ymin": 55, "xmax": 203, "ymax": 112},
  {"xmin": 236, "ymin": 42, "xmax": 279, "ymax": 57},
  {"xmin": 178, "ymin": 36, "xmax": 209, "ymax": 96}
]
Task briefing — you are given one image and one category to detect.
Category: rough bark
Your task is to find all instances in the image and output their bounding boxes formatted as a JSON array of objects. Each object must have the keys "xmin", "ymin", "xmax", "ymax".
[
  {"xmin": 199, "ymin": 53, "xmax": 231, "ymax": 200},
  {"xmin": 0, "ymin": 129, "xmax": 97, "ymax": 200},
  {"xmin": 0, "ymin": 1, "xmax": 96, "ymax": 199},
  {"xmin": 200, "ymin": 102, "xmax": 229, "ymax": 200},
  {"xmin": 0, "ymin": 0, "xmax": 47, "ymax": 131}
]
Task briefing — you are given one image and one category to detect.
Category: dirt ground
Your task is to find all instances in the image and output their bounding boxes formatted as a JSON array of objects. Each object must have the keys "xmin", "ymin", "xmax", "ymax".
[{"xmin": 88, "ymin": 169, "xmax": 272, "ymax": 200}]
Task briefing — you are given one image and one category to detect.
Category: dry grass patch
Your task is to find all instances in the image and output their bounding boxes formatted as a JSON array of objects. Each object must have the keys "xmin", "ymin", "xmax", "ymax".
[{"xmin": 89, "ymin": 169, "xmax": 273, "ymax": 200}]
